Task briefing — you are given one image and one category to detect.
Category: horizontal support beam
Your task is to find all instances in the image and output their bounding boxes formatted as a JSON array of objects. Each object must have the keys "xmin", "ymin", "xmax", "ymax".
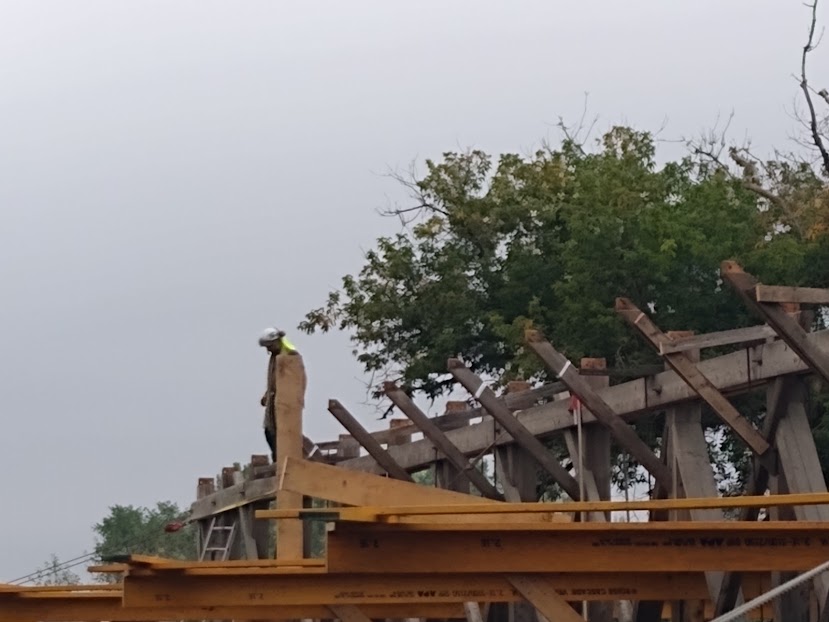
[
  {"xmin": 120, "ymin": 572, "xmax": 713, "ymax": 607},
  {"xmin": 326, "ymin": 522, "xmax": 829, "ymax": 573},
  {"xmin": 0, "ymin": 592, "xmax": 466, "ymax": 621},
  {"xmin": 755, "ymin": 284, "xmax": 829, "ymax": 305},
  {"xmin": 658, "ymin": 324, "xmax": 777, "ymax": 354},
  {"xmin": 257, "ymin": 492, "xmax": 829, "ymax": 522}
]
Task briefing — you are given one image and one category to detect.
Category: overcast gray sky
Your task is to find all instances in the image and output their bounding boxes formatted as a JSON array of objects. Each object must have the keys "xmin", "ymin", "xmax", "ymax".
[{"xmin": 1, "ymin": 0, "xmax": 825, "ymax": 581}]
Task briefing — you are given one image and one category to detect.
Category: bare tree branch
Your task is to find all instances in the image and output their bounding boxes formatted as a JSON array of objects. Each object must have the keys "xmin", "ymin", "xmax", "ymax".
[{"xmin": 800, "ymin": 1, "xmax": 829, "ymax": 176}]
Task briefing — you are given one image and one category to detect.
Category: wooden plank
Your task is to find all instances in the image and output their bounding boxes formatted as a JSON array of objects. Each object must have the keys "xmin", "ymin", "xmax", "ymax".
[
  {"xmin": 722, "ymin": 261, "xmax": 829, "ymax": 384},
  {"xmin": 615, "ymin": 298, "xmax": 770, "ymax": 457},
  {"xmin": 328, "ymin": 400, "xmax": 414, "ymax": 482},
  {"xmin": 524, "ymin": 330, "xmax": 673, "ymax": 491},
  {"xmin": 278, "ymin": 457, "xmax": 502, "ymax": 507},
  {"xmin": 755, "ymin": 284, "xmax": 829, "ymax": 305},
  {"xmin": 658, "ymin": 325, "xmax": 777, "ymax": 354},
  {"xmin": 507, "ymin": 575, "xmax": 584, "ymax": 622},
  {"xmin": 448, "ymin": 360, "xmax": 581, "ymax": 500},
  {"xmin": 275, "ymin": 353, "xmax": 306, "ymax": 559},
  {"xmin": 383, "ymin": 382, "xmax": 503, "ymax": 500},
  {"xmin": 326, "ymin": 522, "xmax": 829, "ymax": 574}
]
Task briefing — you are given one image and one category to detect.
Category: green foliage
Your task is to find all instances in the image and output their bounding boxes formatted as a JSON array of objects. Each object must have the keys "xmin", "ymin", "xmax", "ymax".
[
  {"xmin": 93, "ymin": 501, "xmax": 196, "ymax": 571},
  {"xmin": 301, "ymin": 125, "xmax": 829, "ymax": 495},
  {"xmin": 31, "ymin": 554, "xmax": 81, "ymax": 586}
]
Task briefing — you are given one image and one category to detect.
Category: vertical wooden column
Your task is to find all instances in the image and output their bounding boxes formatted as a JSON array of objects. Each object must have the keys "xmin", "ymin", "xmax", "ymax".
[
  {"xmin": 437, "ymin": 401, "xmax": 471, "ymax": 494},
  {"xmin": 580, "ymin": 360, "xmax": 613, "ymax": 622},
  {"xmin": 581, "ymin": 358, "xmax": 611, "ymax": 507},
  {"xmin": 661, "ymin": 334, "xmax": 720, "ymax": 621},
  {"xmin": 275, "ymin": 352, "xmax": 306, "ymax": 559}
]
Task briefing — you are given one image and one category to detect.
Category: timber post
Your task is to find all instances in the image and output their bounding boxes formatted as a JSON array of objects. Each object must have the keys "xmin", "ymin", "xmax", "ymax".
[{"xmin": 275, "ymin": 351, "xmax": 307, "ymax": 559}]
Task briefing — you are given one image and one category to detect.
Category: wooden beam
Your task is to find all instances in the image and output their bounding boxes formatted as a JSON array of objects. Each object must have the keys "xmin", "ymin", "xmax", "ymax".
[
  {"xmin": 326, "ymin": 522, "xmax": 829, "ymax": 574},
  {"xmin": 328, "ymin": 400, "xmax": 414, "ymax": 482},
  {"xmin": 383, "ymin": 382, "xmax": 503, "ymax": 500},
  {"xmin": 657, "ymin": 324, "xmax": 777, "ymax": 354},
  {"xmin": 0, "ymin": 590, "xmax": 468, "ymax": 621},
  {"xmin": 278, "ymin": 457, "xmax": 502, "ymax": 507},
  {"xmin": 507, "ymin": 575, "xmax": 584, "ymax": 622},
  {"xmin": 274, "ymin": 353, "xmax": 306, "ymax": 559},
  {"xmin": 447, "ymin": 360, "xmax": 581, "ymax": 500},
  {"xmin": 524, "ymin": 329, "xmax": 673, "ymax": 491},
  {"xmin": 722, "ymin": 261, "xmax": 829, "ymax": 384},
  {"xmin": 265, "ymin": 491, "xmax": 829, "ymax": 522},
  {"xmin": 755, "ymin": 284, "xmax": 829, "ymax": 305},
  {"xmin": 117, "ymin": 572, "xmax": 718, "ymax": 610},
  {"xmin": 774, "ymin": 378, "xmax": 829, "ymax": 620},
  {"xmin": 615, "ymin": 298, "xmax": 770, "ymax": 457},
  {"xmin": 716, "ymin": 375, "xmax": 791, "ymax": 615}
]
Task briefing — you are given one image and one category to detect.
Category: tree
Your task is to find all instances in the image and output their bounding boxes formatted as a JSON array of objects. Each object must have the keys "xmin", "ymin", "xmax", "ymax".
[
  {"xmin": 93, "ymin": 501, "xmax": 196, "ymax": 570},
  {"xmin": 302, "ymin": 126, "xmax": 825, "ymax": 393},
  {"xmin": 30, "ymin": 554, "xmax": 82, "ymax": 586},
  {"xmin": 300, "ymin": 3, "xmax": 829, "ymax": 493}
]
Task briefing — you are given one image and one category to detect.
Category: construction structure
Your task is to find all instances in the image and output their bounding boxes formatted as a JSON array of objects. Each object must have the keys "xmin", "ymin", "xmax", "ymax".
[{"xmin": 4, "ymin": 260, "xmax": 829, "ymax": 622}]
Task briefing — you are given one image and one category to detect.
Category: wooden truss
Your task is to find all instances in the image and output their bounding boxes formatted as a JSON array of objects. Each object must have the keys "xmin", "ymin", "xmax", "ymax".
[{"xmin": 13, "ymin": 265, "xmax": 829, "ymax": 622}]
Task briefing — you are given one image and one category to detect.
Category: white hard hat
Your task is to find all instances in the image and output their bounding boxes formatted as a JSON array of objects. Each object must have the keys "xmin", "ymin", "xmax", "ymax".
[{"xmin": 258, "ymin": 327, "xmax": 285, "ymax": 347}]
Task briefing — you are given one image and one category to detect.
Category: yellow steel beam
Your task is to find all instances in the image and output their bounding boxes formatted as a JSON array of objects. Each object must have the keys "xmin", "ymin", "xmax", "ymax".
[
  {"xmin": 115, "ymin": 553, "xmax": 325, "ymax": 570},
  {"xmin": 121, "ymin": 571, "xmax": 712, "ymax": 607},
  {"xmin": 325, "ymin": 521, "xmax": 829, "ymax": 573},
  {"xmin": 0, "ymin": 591, "xmax": 466, "ymax": 621},
  {"xmin": 257, "ymin": 491, "xmax": 829, "ymax": 522}
]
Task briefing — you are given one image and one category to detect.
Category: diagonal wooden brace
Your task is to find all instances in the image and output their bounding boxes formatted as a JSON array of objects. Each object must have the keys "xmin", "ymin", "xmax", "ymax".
[
  {"xmin": 524, "ymin": 330, "xmax": 672, "ymax": 492},
  {"xmin": 721, "ymin": 260, "xmax": 829, "ymax": 385},
  {"xmin": 615, "ymin": 297, "xmax": 770, "ymax": 458},
  {"xmin": 383, "ymin": 382, "xmax": 504, "ymax": 500},
  {"xmin": 328, "ymin": 400, "xmax": 414, "ymax": 482},
  {"xmin": 447, "ymin": 359, "xmax": 582, "ymax": 500}
]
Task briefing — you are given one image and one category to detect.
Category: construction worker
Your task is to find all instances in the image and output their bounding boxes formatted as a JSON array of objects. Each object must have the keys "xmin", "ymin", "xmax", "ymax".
[{"xmin": 258, "ymin": 327, "xmax": 299, "ymax": 462}]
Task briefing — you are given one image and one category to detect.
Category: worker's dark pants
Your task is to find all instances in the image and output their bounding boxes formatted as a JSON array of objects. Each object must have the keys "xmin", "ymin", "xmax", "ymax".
[{"xmin": 264, "ymin": 428, "xmax": 276, "ymax": 462}]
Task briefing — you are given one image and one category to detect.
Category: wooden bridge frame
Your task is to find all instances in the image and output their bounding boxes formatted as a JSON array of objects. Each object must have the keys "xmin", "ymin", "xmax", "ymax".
[{"xmin": 147, "ymin": 262, "xmax": 829, "ymax": 621}]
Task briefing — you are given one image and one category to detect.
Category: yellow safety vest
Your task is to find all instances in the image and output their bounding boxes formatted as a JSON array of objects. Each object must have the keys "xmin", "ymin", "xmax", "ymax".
[{"xmin": 280, "ymin": 336, "xmax": 298, "ymax": 353}]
